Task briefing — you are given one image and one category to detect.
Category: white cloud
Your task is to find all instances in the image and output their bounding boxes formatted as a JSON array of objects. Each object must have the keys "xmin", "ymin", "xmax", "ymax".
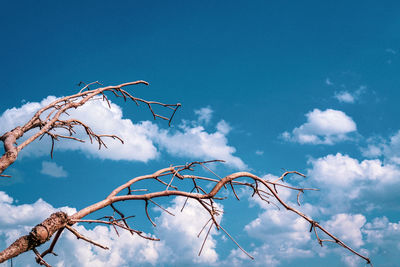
[
  {"xmin": 229, "ymin": 208, "xmax": 315, "ymax": 267},
  {"xmin": 0, "ymin": 96, "xmax": 246, "ymax": 169},
  {"xmin": 226, "ymin": 177, "xmax": 321, "ymax": 267},
  {"xmin": 153, "ymin": 120, "xmax": 246, "ymax": 169},
  {"xmin": 0, "ymin": 192, "xmax": 13, "ymax": 204},
  {"xmin": 56, "ymin": 224, "xmax": 167, "ymax": 267},
  {"xmin": 360, "ymin": 144, "xmax": 383, "ymax": 158},
  {"xmin": 307, "ymin": 153, "xmax": 400, "ymax": 214},
  {"xmin": 309, "ymin": 153, "xmax": 400, "ymax": 188},
  {"xmin": 230, "ymin": 167, "xmax": 397, "ymax": 266},
  {"xmin": 341, "ymin": 250, "xmax": 369, "ymax": 267},
  {"xmin": 334, "ymin": 86, "xmax": 365, "ymax": 104},
  {"xmin": 363, "ymin": 216, "xmax": 400, "ymax": 250},
  {"xmin": 383, "ymin": 130, "xmax": 400, "ymax": 164},
  {"xmin": 0, "ymin": 96, "xmax": 57, "ymax": 134},
  {"xmin": 40, "ymin": 161, "xmax": 68, "ymax": 178},
  {"xmin": 194, "ymin": 106, "xmax": 213, "ymax": 125},
  {"xmin": 324, "ymin": 213, "xmax": 366, "ymax": 248},
  {"xmin": 334, "ymin": 91, "xmax": 355, "ymax": 103},
  {"xmin": 154, "ymin": 197, "xmax": 222, "ymax": 265},
  {"xmin": 282, "ymin": 109, "xmax": 357, "ymax": 145},
  {"xmin": 361, "ymin": 130, "xmax": 400, "ymax": 164},
  {"xmin": 215, "ymin": 120, "xmax": 231, "ymax": 135},
  {"xmin": 229, "ymin": 157, "xmax": 400, "ymax": 266},
  {"xmin": 56, "ymin": 100, "xmax": 159, "ymax": 162}
]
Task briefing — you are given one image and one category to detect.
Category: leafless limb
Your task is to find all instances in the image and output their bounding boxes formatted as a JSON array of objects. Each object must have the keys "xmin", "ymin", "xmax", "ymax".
[
  {"xmin": 0, "ymin": 161, "xmax": 372, "ymax": 266},
  {"xmin": 33, "ymin": 248, "xmax": 51, "ymax": 267},
  {"xmin": 0, "ymin": 81, "xmax": 181, "ymax": 176},
  {"xmin": 65, "ymin": 225, "xmax": 109, "ymax": 250},
  {"xmin": 36, "ymin": 228, "xmax": 63, "ymax": 262}
]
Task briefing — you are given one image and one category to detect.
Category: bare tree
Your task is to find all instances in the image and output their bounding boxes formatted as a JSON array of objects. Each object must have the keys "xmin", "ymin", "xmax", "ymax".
[{"xmin": 0, "ymin": 82, "xmax": 372, "ymax": 266}]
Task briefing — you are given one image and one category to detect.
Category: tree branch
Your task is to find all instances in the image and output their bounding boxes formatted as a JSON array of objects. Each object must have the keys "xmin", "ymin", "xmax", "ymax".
[
  {"xmin": 0, "ymin": 162, "xmax": 372, "ymax": 265},
  {"xmin": 0, "ymin": 81, "xmax": 180, "ymax": 176}
]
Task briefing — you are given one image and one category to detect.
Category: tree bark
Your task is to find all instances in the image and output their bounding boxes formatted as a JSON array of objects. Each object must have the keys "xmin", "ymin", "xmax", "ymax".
[{"xmin": 0, "ymin": 127, "xmax": 24, "ymax": 175}]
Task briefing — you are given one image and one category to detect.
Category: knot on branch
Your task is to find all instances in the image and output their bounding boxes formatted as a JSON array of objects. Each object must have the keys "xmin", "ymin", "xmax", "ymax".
[
  {"xmin": 29, "ymin": 212, "xmax": 68, "ymax": 247},
  {"xmin": 1, "ymin": 127, "xmax": 24, "ymax": 141},
  {"xmin": 2, "ymin": 127, "xmax": 24, "ymax": 151},
  {"xmin": 11, "ymin": 127, "xmax": 24, "ymax": 139}
]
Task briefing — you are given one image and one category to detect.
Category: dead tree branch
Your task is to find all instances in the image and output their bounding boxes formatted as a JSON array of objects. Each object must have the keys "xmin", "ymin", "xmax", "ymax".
[
  {"xmin": 0, "ymin": 81, "xmax": 181, "ymax": 176},
  {"xmin": 0, "ymin": 161, "xmax": 372, "ymax": 266}
]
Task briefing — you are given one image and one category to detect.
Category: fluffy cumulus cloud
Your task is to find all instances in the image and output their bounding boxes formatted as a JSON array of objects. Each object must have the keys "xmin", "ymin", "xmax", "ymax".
[
  {"xmin": 0, "ymin": 192, "xmax": 222, "ymax": 267},
  {"xmin": 228, "ymin": 163, "xmax": 400, "ymax": 266},
  {"xmin": 228, "ymin": 178, "xmax": 319, "ymax": 267},
  {"xmin": 282, "ymin": 109, "xmax": 357, "ymax": 145},
  {"xmin": 0, "ymin": 97, "xmax": 245, "ymax": 169},
  {"xmin": 0, "ymin": 96, "xmax": 58, "ymax": 134},
  {"xmin": 52, "ymin": 224, "xmax": 168, "ymax": 267},
  {"xmin": 152, "ymin": 120, "xmax": 246, "ymax": 169},
  {"xmin": 321, "ymin": 213, "xmax": 371, "ymax": 267},
  {"xmin": 40, "ymin": 161, "xmax": 68, "ymax": 178},
  {"xmin": 324, "ymin": 213, "xmax": 366, "ymax": 248},
  {"xmin": 154, "ymin": 197, "xmax": 222, "ymax": 265},
  {"xmin": 307, "ymin": 153, "xmax": 400, "ymax": 213},
  {"xmin": 309, "ymin": 153, "xmax": 400, "ymax": 188}
]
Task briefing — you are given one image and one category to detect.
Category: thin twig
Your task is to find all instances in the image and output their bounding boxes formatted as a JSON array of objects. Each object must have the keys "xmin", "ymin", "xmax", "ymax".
[
  {"xmin": 198, "ymin": 222, "xmax": 213, "ymax": 256},
  {"xmin": 219, "ymin": 224, "xmax": 254, "ymax": 260},
  {"xmin": 65, "ymin": 225, "xmax": 109, "ymax": 250},
  {"xmin": 145, "ymin": 200, "xmax": 156, "ymax": 227}
]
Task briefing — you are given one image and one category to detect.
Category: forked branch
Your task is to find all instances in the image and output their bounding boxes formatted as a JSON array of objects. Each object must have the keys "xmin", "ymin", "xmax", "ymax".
[{"xmin": 0, "ymin": 161, "xmax": 371, "ymax": 266}]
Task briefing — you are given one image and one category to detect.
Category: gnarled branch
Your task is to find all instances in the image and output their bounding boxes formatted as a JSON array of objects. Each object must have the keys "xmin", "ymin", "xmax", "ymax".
[{"xmin": 0, "ymin": 81, "xmax": 181, "ymax": 176}]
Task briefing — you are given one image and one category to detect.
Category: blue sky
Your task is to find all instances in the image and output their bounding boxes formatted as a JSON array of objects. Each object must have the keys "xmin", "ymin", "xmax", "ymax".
[{"xmin": 1, "ymin": 1, "xmax": 400, "ymax": 266}]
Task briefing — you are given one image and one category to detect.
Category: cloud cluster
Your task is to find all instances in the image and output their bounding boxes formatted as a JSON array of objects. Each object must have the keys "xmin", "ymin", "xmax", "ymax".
[
  {"xmin": 282, "ymin": 109, "xmax": 357, "ymax": 145},
  {"xmin": 230, "ymin": 147, "xmax": 400, "ymax": 266},
  {"xmin": 152, "ymin": 120, "xmax": 246, "ymax": 169},
  {"xmin": 0, "ymin": 97, "xmax": 245, "ymax": 169},
  {"xmin": 227, "ymin": 181, "xmax": 326, "ymax": 266},
  {"xmin": 362, "ymin": 130, "xmax": 400, "ymax": 165},
  {"xmin": 305, "ymin": 152, "xmax": 400, "ymax": 219},
  {"xmin": 304, "ymin": 152, "xmax": 400, "ymax": 265}
]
